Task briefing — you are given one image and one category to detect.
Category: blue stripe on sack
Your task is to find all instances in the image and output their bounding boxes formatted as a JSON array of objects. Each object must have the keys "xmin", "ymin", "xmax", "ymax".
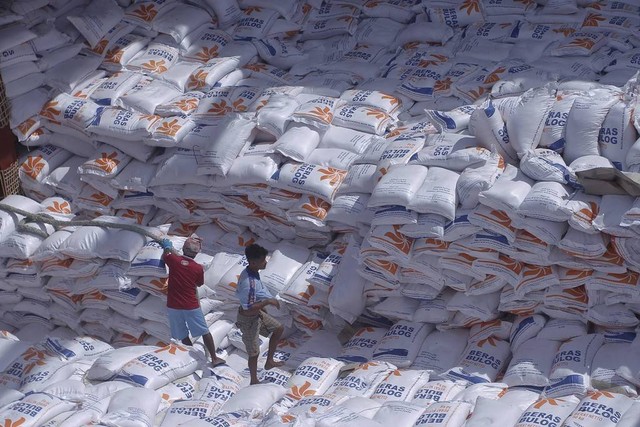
[
  {"xmin": 114, "ymin": 373, "xmax": 149, "ymax": 386},
  {"xmin": 131, "ymin": 259, "xmax": 165, "ymax": 269},
  {"xmin": 547, "ymin": 138, "xmax": 565, "ymax": 152},
  {"xmin": 444, "ymin": 369, "xmax": 488, "ymax": 384},
  {"xmin": 337, "ymin": 355, "xmax": 369, "ymax": 364},
  {"xmin": 401, "ymin": 83, "xmax": 434, "ymax": 96},
  {"xmin": 433, "ymin": 111, "xmax": 457, "ymax": 129},
  {"xmin": 377, "ymin": 205, "xmax": 409, "ymax": 214},
  {"xmin": 604, "ymin": 331, "xmax": 636, "ymax": 343},
  {"xmin": 45, "ymin": 338, "xmax": 76, "ymax": 359},
  {"xmin": 543, "ymin": 374, "xmax": 586, "ymax": 395},
  {"xmin": 511, "ymin": 316, "xmax": 535, "ymax": 341},
  {"xmin": 484, "ymin": 100, "xmax": 496, "ymax": 118},
  {"xmin": 373, "ymin": 348, "xmax": 409, "ymax": 358}
]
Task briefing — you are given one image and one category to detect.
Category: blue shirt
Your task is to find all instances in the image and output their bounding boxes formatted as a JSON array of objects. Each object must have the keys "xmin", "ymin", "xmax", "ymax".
[{"xmin": 236, "ymin": 268, "xmax": 273, "ymax": 310}]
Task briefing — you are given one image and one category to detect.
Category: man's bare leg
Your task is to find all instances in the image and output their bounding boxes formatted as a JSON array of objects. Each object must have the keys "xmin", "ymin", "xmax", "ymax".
[
  {"xmin": 264, "ymin": 325, "xmax": 285, "ymax": 370},
  {"xmin": 202, "ymin": 332, "xmax": 225, "ymax": 367},
  {"xmin": 181, "ymin": 337, "xmax": 193, "ymax": 346},
  {"xmin": 248, "ymin": 355, "xmax": 260, "ymax": 385}
]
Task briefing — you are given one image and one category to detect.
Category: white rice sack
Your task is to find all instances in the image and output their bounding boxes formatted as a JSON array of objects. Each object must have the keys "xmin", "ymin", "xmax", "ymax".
[
  {"xmin": 539, "ymin": 91, "xmax": 578, "ymax": 152},
  {"xmin": 114, "ymin": 343, "xmax": 199, "ymax": 389},
  {"xmin": 19, "ymin": 145, "xmax": 72, "ymax": 185},
  {"xmin": 457, "ymin": 154, "xmax": 506, "ymax": 209},
  {"xmin": 90, "ymin": 72, "xmax": 143, "ymax": 107},
  {"xmin": 411, "ymin": 134, "xmax": 489, "ymax": 171},
  {"xmin": 466, "ymin": 389, "xmax": 540, "ymax": 427},
  {"xmin": 119, "ymin": 77, "xmax": 182, "ymax": 115},
  {"xmin": 232, "ymin": 7, "xmax": 279, "ymax": 39},
  {"xmin": 469, "ymin": 98, "xmax": 518, "ymax": 164},
  {"xmin": 478, "ymin": 165, "xmax": 532, "ymax": 214},
  {"xmin": 100, "ymin": 387, "xmax": 161, "ymax": 427},
  {"xmin": 283, "ymin": 357, "xmax": 345, "ymax": 404},
  {"xmin": 370, "ymin": 369, "xmax": 430, "ymax": 403},
  {"xmin": 520, "ymin": 148, "xmax": 576, "ymax": 184},
  {"xmin": 126, "ymin": 42, "xmax": 179, "ymax": 76},
  {"xmin": 557, "ymin": 228, "xmax": 607, "ymax": 259},
  {"xmin": 598, "ymin": 99, "xmax": 637, "ymax": 170},
  {"xmin": 510, "ymin": 315, "xmax": 547, "ymax": 351},
  {"xmin": 503, "ymin": 338, "xmax": 561, "ymax": 387},
  {"xmin": 39, "ymin": 93, "xmax": 103, "ymax": 132},
  {"xmin": 373, "ymin": 401, "xmax": 425, "ymax": 427},
  {"xmin": 144, "ymin": 114, "xmax": 196, "ymax": 146},
  {"xmin": 185, "ymin": 58, "xmax": 241, "ymax": 92},
  {"xmin": 411, "ymin": 380, "xmax": 466, "ymax": 405},
  {"xmin": 78, "ymin": 146, "xmax": 132, "ymax": 180},
  {"xmin": 563, "ymin": 390, "xmax": 635, "ymax": 427},
  {"xmin": 414, "ymin": 401, "xmax": 473, "ymax": 427},
  {"xmin": 563, "ymin": 90, "xmax": 620, "ymax": 164},
  {"xmin": 506, "ymin": 84, "xmax": 557, "ymax": 158},
  {"xmin": 89, "ymin": 108, "xmax": 160, "ymax": 141},
  {"xmin": 514, "ymin": 396, "xmax": 580, "ymax": 427},
  {"xmin": 67, "ymin": 0, "xmax": 124, "ymax": 48},
  {"xmin": 0, "ymin": 392, "xmax": 74, "ymax": 427},
  {"xmin": 517, "ymin": 181, "xmax": 572, "ymax": 222},
  {"xmin": 331, "ymin": 104, "xmax": 393, "ymax": 136},
  {"xmin": 260, "ymin": 243, "xmax": 311, "ymax": 295},
  {"xmin": 591, "ymin": 342, "xmax": 638, "ymax": 394},
  {"xmin": 443, "ymin": 337, "xmax": 511, "ymax": 385},
  {"xmin": 546, "ymin": 334, "xmax": 605, "ymax": 397},
  {"xmin": 408, "ymin": 167, "xmax": 459, "ymax": 220},
  {"xmin": 292, "ymin": 96, "xmax": 341, "ymax": 130},
  {"xmin": 537, "ymin": 318, "xmax": 588, "ymax": 342},
  {"xmin": 339, "ymin": 327, "xmax": 389, "ymax": 365},
  {"xmin": 275, "ymin": 125, "xmax": 320, "ymax": 163},
  {"xmin": 371, "ymin": 297, "xmax": 420, "ymax": 322},
  {"xmin": 102, "ymin": 34, "xmax": 149, "ymax": 71},
  {"xmin": 372, "ymin": 321, "xmax": 433, "ymax": 368},
  {"xmin": 194, "ymin": 115, "xmax": 256, "ymax": 176},
  {"xmin": 272, "ymin": 162, "xmax": 346, "ymax": 202},
  {"xmin": 87, "ymin": 346, "xmax": 159, "ymax": 381},
  {"xmin": 368, "ymin": 164, "xmax": 429, "ymax": 208},
  {"xmin": 340, "ymin": 90, "xmax": 402, "ymax": 115},
  {"xmin": 45, "ymin": 55, "xmax": 104, "ymax": 94},
  {"xmin": 326, "ymin": 361, "xmax": 395, "ymax": 398}
]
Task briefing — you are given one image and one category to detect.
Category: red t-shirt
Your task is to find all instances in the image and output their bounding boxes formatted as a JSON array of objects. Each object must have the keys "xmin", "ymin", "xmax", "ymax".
[{"xmin": 163, "ymin": 252, "xmax": 204, "ymax": 310}]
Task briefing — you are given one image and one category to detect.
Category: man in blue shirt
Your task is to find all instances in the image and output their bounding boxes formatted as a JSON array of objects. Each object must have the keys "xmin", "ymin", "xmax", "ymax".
[{"xmin": 235, "ymin": 243, "xmax": 284, "ymax": 385}]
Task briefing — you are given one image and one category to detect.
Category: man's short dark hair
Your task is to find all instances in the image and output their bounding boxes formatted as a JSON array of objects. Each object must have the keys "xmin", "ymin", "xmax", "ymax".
[{"xmin": 245, "ymin": 244, "xmax": 268, "ymax": 261}]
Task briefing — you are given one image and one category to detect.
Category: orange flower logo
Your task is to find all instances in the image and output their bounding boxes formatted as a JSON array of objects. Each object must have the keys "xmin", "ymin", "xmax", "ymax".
[
  {"xmin": 281, "ymin": 414, "xmax": 296, "ymax": 423},
  {"xmin": 365, "ymin": 108, "xmax": 388, "ymax": 120},
  {"xmin": 207, "ymin": 100, "xmax": 233, "ymax": 116},
  {"xmin": 287, "ymin": 381, "xmax": 316, "ymax": 400},
  {"xmin": 467, "ymin": 86, "xmax": 487, "ymax": 100},
  {"xmin": 484, "ymin": 67, "xmax": 506, "ymax": 84},
  {"xmin": 298, "ymin": 285, "xmax": 315, "ymax": 302},
  {"xmin": 318, "ymin": 167, "xmax": 346, "ymax": 187},
  {"xmin": 187, "ymin": 70, "xmax": 208, "ymax": 90},
  {"xmin": 105, "ymin": 48, "xmax": 124, "ymax": 64},
  {"xmin": 3, "ymin": 417, "xmax": 26, "ymax": 427},
  {"xmin": 21, "ymin": 156, "xmax": 45, "ymax": 180},
  {"xmin": 564, "ymin": 269, "xmax": 592, "ymax": 280},
  {"xmin": 175, "ymin": 98, "xmax": 199, "ymax": 112},
  {"xmin": 173, "ymin": 223, "xmax": 199, "ymax": 236},
  {"xmin": 380, "ymin": 94, "xmax": 399, "ymax": 105},
  {"xmin": 238, "ymin": 236, "xmax": 255, "ymax": 247},
  {"xmin": 46, "ymin": 200, "xmax": 71, "ymax": 214},
  {"xmin": 460, "ymin": 0, "xmax": 481, "ymax": 14},
  {"xmin": 121, "ymin": 210, "xmax": 144, "ymax": 224},
  {"xmin": 355, "ymin": 327, "xmax": 376, "ymax": 337},
  {"xmin": 40, "ymin": 101, "xmax": 61, "ymax": 122},
  {"xmin": 583, "ymin": 13, "xmax": 606, "ymax": 27},
  {"xmin": 575, "ymin": 201, "xmax": 598, "ymax": 223},
  {"xmin": 232, "ymin": 99, "xmax": 247, "ymax": 112},
  {"xmin": 92, "ymin": 39, "xmax": 109, "ymax": 55},
  {"xmin": 17, "ymin": 118, "xmax": 37, "ymax": 136},
  {"xmin": 563, "ymin": 286, "xmax": 588, "ymax": 304},
  {"xmin": 296, "ymin": 314, "xmax": 323, "ymax": 331},
  {"xmin": 90, "ymin": 192, "xmax": 114, "ymax": 207},
  {"xmin": 604, "ymin": 271, "xmax": 639, "ymax": 286},
  {"xmin": 305, "ymin": 106, "xmax": 334, "ymax": 124},
  {"xmin": 498, "ymin": 254, "xmax": 523, "ymax": 275},
  {"xmin": 244, "ymin": 6, "xmax": 262, "ymax": 14},
  {"xmin": 553, "ymin": 28, "xmax": 576, "ymax": 37},
  {"xmin": 156, "ymin": 343, "xmax": 188, "ymax": 355},
  {"xmin": 588, "ymin": 390, "xmax": 616, "ymax": 400},
  {"xmin": 435, "ymin": 77, "xmax": 453, "ymax": 92},
  {"xmin": 95, "ymin": 152, "xmax": 120, "ymax": 173},
  {"xmin": 149, "ymin": 278, "xmax": 168, "ymax": 294},
  {"xmin": 131, "ymin": 4, "xmax": 158, "ymax": 22},
  {"xmin": 371, "ymin": 259, "xmax": 399, "ymax": 275},
  {"xmin": 569, "ymin": 38, "xmax": 595, "ymax": 50},
  {"xmin": 244, "ymin": 63, "xmax": 269, "ymax": 72},
  {"xmin": 383, "ymin": 225, "xmax": 413, "ymax": 255},
  {"xmin": 194, "ymin": 46, "xmax": 219, "ymax": 62},
  {"xmin": 142, "ymin": 59, "xmax": 168, "ymax": 74},
  {"xmin": 301, "ymin": 196, "xmax": 331, "ymax": 220},
  {"xmin": 156, "ymin": 119, "xmax": 181, "ymax": 137},
  {"xmin": 477, "ymin": 337, "xmax": 498, "ymax": 347},
  {"xmin": 477, "ymin": 210, "xmax": 514, "ymax": 231}
]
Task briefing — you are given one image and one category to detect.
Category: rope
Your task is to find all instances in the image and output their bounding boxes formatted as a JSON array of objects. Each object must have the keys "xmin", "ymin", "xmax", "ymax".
[{"xmin": 0, "ymin": 203, "xmax": 164, "ymax": 241}]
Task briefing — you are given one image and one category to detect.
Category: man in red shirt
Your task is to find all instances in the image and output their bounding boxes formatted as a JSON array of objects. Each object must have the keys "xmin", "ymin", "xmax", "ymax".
[{"xmin": 161, "ymin": 234, "xmax": 225, "ymax": 367}]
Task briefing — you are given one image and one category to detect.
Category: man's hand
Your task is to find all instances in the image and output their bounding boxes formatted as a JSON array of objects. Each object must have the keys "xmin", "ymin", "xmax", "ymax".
[{"xmin": 160, "ymin": 238, "xmax": 173, "ymax": 250}]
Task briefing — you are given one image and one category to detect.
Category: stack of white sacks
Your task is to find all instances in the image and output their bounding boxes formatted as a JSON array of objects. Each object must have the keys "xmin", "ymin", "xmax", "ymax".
[{"xmin": 2, "ymin": 0, "xmax": 640, "ymax": 424}]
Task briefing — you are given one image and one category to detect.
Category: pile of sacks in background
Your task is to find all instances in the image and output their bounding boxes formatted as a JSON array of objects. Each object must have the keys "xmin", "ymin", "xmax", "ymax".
[{"xmin": 3, "ymin": 0, "xmax": 640, "ymax": 424}]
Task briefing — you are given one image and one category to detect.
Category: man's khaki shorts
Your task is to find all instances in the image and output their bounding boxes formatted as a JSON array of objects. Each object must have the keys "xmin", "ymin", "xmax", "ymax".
[{"xmin": 236, "ymin": 308, "xmax": 281, "ymax": 357}]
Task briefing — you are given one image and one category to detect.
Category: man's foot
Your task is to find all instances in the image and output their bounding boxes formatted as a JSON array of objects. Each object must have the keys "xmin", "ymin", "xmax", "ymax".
[
  {"xmin": 211, "ymin": 357, "xmax": 226, "ymax": 368},
  {"xmin": 264, "ymin": 360, "xmax": 285, "ymax": 370}
]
